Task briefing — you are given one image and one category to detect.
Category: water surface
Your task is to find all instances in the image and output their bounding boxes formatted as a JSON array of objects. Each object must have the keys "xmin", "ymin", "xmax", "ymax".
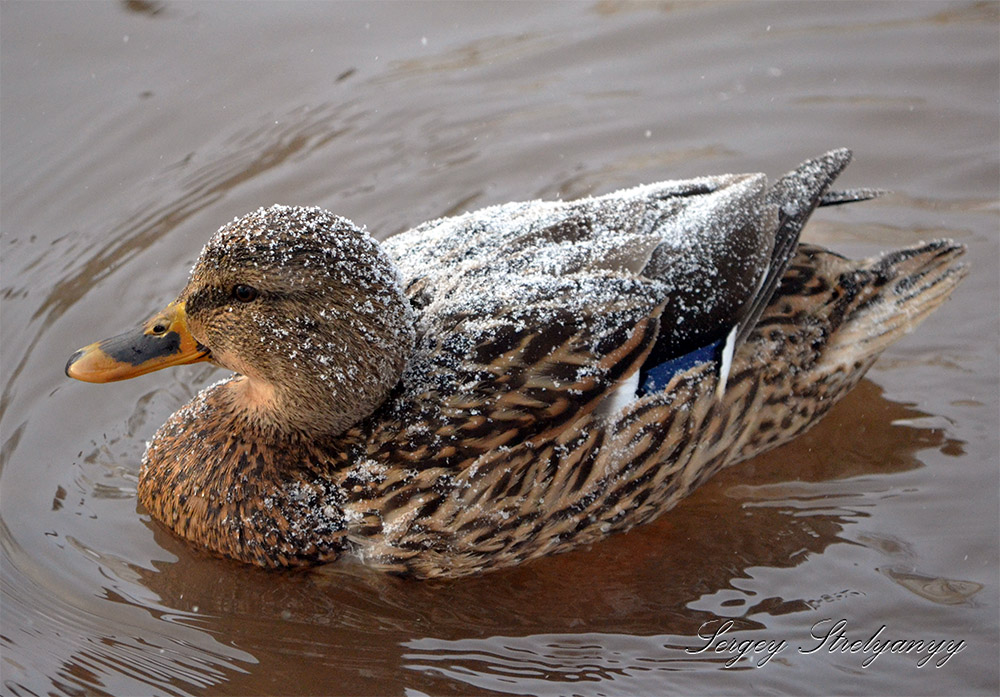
[{"xmin": 2, "ymin": 2, "xmax": 997, "ymax": 695}]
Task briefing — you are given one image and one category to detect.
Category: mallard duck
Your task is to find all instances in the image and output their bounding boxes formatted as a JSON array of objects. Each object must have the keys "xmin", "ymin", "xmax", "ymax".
[{"xmin": 66, "ymin": 149, "xmax": 966, "ymax": 578}]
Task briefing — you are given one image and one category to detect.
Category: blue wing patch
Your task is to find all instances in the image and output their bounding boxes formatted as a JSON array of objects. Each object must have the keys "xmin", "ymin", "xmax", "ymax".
[{"xmin": 640, "ymin": 339, "xmax": 723, "ymax": 395}]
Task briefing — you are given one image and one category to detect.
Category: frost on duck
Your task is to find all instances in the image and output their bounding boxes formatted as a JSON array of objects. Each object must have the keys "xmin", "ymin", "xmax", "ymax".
[
  {"xmin": 382, "ymin": 167, "xmax": 778, "ymax": 415},
  {"xmin": 69, "ymin": 148, "xmax": 966, "ymax": 576}
]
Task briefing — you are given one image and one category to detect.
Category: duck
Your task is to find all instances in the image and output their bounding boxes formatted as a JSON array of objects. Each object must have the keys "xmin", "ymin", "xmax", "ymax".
[{"xmin": 65, "ymin": 149, "xmax": 967, "ymax": 578}]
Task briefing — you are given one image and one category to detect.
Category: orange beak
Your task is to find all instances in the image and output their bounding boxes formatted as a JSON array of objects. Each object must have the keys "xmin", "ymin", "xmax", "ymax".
[{"xmin": 65, "ymin": 301, "xmax": 210, "ymax": 383}]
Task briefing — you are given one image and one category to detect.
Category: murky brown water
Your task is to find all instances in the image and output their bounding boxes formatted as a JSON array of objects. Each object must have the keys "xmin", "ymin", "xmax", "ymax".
[{"xmin": 2, "ymin": 2, "xmax": 997, "ymax": 695}]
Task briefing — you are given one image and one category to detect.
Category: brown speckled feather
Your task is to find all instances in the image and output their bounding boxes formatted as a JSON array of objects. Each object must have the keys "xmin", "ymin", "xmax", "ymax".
[
  {"xmin": 94, "ymin": 153, "xmax": 967, "ymax": 577},
  {"xmin": 334, "ymin": 242, "xmax": 967, "ymax": 577},
  {"xmin": 137, "ymin": 238, "xmax": 966, "ymax": 576}
]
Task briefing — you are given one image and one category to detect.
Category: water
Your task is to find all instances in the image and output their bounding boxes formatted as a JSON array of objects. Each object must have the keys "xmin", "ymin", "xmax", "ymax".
[{"xmin": 2, "ymin": 2, "xmax": 997, "ymax": 695}]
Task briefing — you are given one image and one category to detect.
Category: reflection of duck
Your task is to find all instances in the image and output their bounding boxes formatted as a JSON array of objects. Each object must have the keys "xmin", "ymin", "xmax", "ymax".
[{"xmin": 66, "ymin": 150, "xmax": 966, "ymax": 578}]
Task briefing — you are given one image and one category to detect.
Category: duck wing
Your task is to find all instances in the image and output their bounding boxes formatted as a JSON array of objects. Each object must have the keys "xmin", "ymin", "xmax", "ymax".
[
  {"xmin": 638, "ymin": 149, "xmax": 862, "ymax": 386},
  {"xmin": 374, "ymin": 268, "xmax": 669, "ymax": 469},
  {"xmin": 733, "ymin": 148, "xmax": 864, "ymax": 348},
  {"xmin": 374, "ymin": 150, "xmax": 863, "ymax": 467}
]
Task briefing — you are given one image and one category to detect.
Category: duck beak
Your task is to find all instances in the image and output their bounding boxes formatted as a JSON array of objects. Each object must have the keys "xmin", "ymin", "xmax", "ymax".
[{"xmin": 65, "ymin": 301, "xmax": 211, "ymax": 383}]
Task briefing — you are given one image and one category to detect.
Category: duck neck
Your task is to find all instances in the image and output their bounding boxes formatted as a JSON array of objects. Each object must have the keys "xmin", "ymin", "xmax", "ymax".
[
  {"xmin": 226, "ymin": 375, "xmax": 291, "ymax": 434},
  {"xmin": 222, "ymin": 370, "xmax": 387, "ymax": 440}
]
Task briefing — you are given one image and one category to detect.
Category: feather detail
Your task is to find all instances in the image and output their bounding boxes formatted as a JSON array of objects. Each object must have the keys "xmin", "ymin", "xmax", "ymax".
[{"xmin": 63, "ymin": 151, "xmax": 966, "ymax": 576}]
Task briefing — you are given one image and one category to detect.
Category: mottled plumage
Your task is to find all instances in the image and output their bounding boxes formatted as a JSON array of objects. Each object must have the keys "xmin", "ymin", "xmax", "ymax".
[{"xmin": 67, "ymin": 150, "xmax": 966, "ymax": 578}]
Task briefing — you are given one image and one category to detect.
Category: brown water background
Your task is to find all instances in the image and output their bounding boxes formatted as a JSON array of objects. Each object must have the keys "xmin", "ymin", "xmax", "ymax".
[{"xmin": 2, "ymin": 2, "xmax": 997, "ymax": 695}]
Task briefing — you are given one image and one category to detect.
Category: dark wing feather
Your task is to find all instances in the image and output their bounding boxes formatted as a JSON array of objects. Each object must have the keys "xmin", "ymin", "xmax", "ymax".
[
  {"xmin": 819, "ymin": 187, "xmax": 885, "ymax": 207},
  {"xmin": 638, "ymin": 149, "xmax": 870, "ymax": 383},
  {"xmin": 638, "ymin": 172, "xmax": 774, "ymax": 365},
  {"xmin": 734, "ymin": 148, "xmax": 855, "ymax": 346}
]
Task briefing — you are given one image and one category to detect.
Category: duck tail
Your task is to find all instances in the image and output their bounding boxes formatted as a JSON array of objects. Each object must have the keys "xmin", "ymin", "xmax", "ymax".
[
  {"xmin": 820, "ymin": 239, "xmax": 968, "ymax": 365},
  {"xmin": 718, "ymin": 239, "xmax": 967, "ymax": 469}
]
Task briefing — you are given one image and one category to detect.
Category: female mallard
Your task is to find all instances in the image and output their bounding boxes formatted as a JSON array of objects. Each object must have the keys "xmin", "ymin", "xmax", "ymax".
[{"xmin": 66, "ymin": 150, "xmax": 966, "ymax": 578}]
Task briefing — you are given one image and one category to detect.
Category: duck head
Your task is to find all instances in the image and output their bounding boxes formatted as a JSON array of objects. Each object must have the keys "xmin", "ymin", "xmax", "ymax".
[{"xmin": 67, "ymin": 205, "xmax": 416, "ymax": 437}]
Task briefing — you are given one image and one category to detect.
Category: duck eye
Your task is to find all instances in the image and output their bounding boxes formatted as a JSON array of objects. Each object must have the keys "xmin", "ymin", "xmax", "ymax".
[{"xmin": 232, "ymin": 284, "xmax": 258, "ymax": 303}]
